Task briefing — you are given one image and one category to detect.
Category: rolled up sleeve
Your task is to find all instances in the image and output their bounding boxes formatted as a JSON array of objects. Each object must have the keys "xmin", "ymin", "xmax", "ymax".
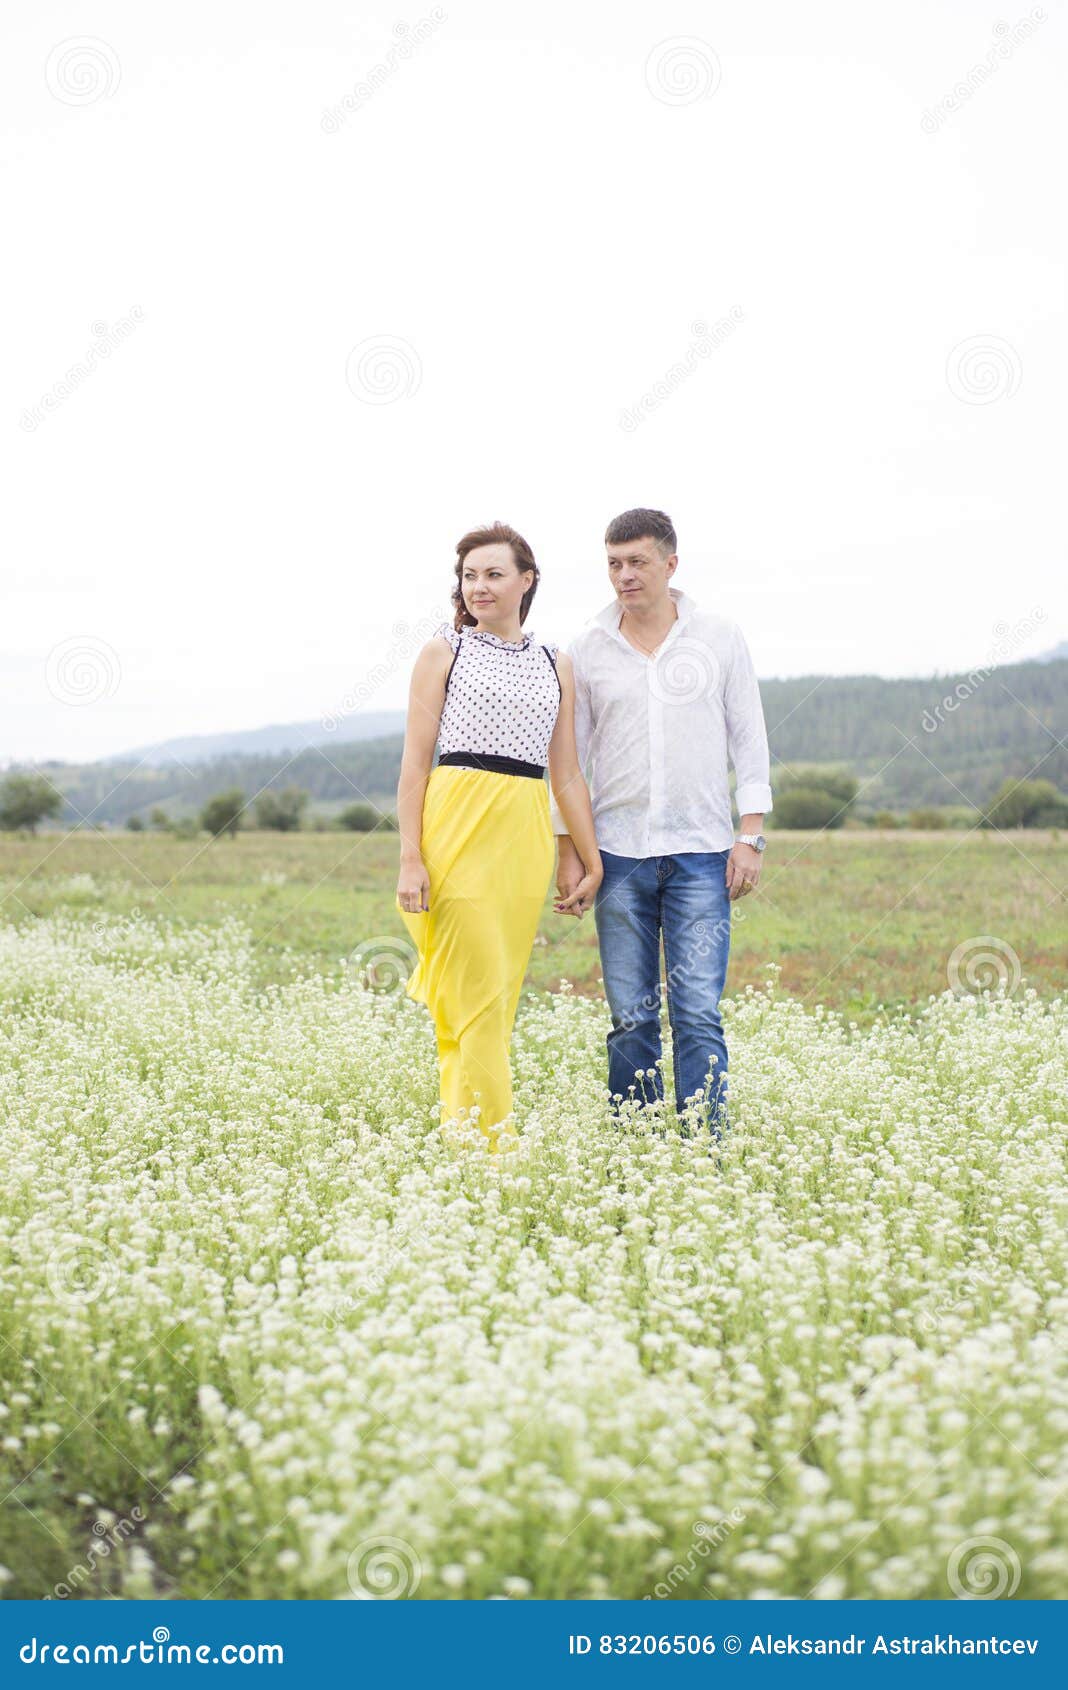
[
  {"xmin": 549, "ymin": 650, "xmax": 593, "ymax": 835},
  {"xmin": 724, "ymin": 622, "xmax": 773, "ymax": 817}
]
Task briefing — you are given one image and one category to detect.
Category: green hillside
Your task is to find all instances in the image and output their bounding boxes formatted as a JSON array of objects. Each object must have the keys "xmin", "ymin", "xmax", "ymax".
[
  {"xmin": 763, "ymin": 658, "xmax": 1066, "ymax": 811},
  {"xmin": 15, "ymin": 657, "xmax": 1067, "ymax": 828}
]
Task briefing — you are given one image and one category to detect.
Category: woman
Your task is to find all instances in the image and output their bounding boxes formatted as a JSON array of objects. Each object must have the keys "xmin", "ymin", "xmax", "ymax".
[{"xmin": 395, "ymin": 521, "xmax": 601, "ymax": 1151}]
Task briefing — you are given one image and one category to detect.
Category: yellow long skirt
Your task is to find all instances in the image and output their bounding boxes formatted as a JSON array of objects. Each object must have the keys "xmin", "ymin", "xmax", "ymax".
[{"xmin": 395, "ymin": 764, "xmax": 555, "ymax": 1149}]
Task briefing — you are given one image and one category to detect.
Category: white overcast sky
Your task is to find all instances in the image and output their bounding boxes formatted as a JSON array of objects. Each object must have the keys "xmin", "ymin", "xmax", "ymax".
[{"xmin": 3, "ymin": 0, "xmax": 1065, "ymax": 764}]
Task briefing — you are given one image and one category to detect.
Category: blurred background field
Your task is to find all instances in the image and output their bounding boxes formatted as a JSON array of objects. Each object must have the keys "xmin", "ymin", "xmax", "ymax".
[{"xmin": 2, "ymin": 827, "xmax": 1064, "ymax": 1028}]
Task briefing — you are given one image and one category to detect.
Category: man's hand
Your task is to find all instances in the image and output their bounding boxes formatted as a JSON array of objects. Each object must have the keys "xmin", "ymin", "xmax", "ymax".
[
  {"xmin": 725, "ymin": 841, "xmax": 762, "ymax": 901},
  {"xmin": 554, "ymin": 837, "xmax": 596, "ymax": 918},
  {"xmin": 555, "ymin": 866, "xmax": 602, "ymax": 918}
]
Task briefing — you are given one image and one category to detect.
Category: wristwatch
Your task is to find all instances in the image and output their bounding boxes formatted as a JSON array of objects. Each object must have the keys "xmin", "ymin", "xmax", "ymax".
[{"xmin": 736, "ymin": 832, "xmax": 767, "ymax": 852}]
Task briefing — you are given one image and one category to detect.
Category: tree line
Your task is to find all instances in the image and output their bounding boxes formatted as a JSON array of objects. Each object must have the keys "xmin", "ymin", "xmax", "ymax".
[
  {"xmin": 1, "ymin": 764, "xmax": 1064, "ymax": 837},
  {"xmin": 0, "ymin": 775, "xmax": 394, "ymax": 838}
]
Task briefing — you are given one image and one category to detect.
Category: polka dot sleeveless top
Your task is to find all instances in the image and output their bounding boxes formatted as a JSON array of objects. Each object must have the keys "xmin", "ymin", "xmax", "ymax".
[{"xmin": 434, "ymin": 622, "xmax": 562, "ymax": 766}]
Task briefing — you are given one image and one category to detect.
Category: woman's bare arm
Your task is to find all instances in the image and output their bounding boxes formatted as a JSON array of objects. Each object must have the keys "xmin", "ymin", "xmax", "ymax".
[
  {"xmin": 395, "ymin": 635, "xmax": 452, "ymax": 911},
  {"xmin": 547, "ymin": 652, "xmax": 602, "ymax": 915}
]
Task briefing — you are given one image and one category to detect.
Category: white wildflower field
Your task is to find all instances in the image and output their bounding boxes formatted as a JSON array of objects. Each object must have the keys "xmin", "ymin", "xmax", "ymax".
[{"xmin": 0, "ymin": 907, "xmax": 1066, "ymax": 1600}]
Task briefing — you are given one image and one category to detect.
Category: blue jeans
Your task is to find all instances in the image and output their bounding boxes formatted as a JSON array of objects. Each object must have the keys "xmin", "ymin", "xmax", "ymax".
[{"xmin": 594, "ymin": 850, "xmax": 733, "ymax": 1139}]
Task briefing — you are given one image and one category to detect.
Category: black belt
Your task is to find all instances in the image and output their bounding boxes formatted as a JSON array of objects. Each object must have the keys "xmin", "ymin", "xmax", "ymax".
[{"xmin": 437, "ymin": 751, "xmax": 545, "ymax": 780}]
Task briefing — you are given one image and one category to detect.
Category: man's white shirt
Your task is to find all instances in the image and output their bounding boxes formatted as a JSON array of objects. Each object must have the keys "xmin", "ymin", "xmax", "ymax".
[{"xmin": 549, "ymin": 586, "xmax": 773, "ymax": 855}]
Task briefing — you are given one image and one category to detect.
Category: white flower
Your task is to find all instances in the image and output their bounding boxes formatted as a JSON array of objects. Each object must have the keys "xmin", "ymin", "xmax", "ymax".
[{"xmin": 0, "ymin": 909, "xmax": 1062, "ymax": 1601}]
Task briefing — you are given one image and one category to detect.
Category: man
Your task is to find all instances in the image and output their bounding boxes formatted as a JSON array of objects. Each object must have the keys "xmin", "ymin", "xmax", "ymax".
[{"xmin": 550, "ymin": 508, "xmax": 772, "ymax": 1140}]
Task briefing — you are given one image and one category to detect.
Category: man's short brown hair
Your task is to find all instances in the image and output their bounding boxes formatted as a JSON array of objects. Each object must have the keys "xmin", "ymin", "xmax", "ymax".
[{"xmin": 604, "ymin": 508, "xmax": 677, "ymax": 556}]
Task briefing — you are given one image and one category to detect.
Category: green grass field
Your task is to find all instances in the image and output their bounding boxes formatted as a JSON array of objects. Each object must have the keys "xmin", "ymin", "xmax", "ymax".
[
  {"xmin": 2, "ymin": 828, "xmax": 1065, "ymax": 1599},
  {"xmin": 2, "ymin": 827, "xmax": 1064, "ymax": 1026}
]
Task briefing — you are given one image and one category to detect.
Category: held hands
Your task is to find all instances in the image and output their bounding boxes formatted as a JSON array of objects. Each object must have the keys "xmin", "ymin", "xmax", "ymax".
[
  {"xmin": 554, "ymin": 842, "xmax": 603, "ymax": 919},
  {"xmin": 725, "ymin": 842, "xmax": 762, "ymax": 901},
  {"xmin": 397, "ymin": 857, "xmax": 430, "ymax": 914},
  {"xmin": 398, "ymin": 847, "xmax": 604, "ymax": 919},
  {"xmin": 401, "ymin": 843, "xmax": 753, "ymax": 917},
  {"xmin": 554, "ymin": 867, "xmax": 602, "ymax": 918}
]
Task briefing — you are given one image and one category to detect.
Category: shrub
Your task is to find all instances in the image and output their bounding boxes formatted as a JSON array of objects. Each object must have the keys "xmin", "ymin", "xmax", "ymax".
[
  {"xmin": 255, "ymin": 787, "xmax": 308, "ymax": 832},
  {"xmin": 776, "ymin": 766, "xmax": 859, "ymax": 806},
  {"xmin": 986, "ymin": 777, "xmax": 1068, "ymax": 829},
  {"xmin": 200, "ymin": 790, "xmax": 246, "ymax": 839},
  {"xmin": 771, "ymin": 786, "xmax": 845, "ymax": 830},
  {"xmin": 0, "ymin": 772, "xmax": 64, "ymax": 834},
  {"xmin": 337, "ymin": 803, "xmax": 380, "ymax": 832}
]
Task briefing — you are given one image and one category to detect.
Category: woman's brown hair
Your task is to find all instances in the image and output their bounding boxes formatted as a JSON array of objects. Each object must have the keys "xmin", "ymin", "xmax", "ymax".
[{"xmin": 451, "ymin": 521, "xmax": 539, "ymax": 632}]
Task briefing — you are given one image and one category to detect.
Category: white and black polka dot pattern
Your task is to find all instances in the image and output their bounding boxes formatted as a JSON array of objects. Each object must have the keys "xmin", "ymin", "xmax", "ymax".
[{"xmin": 435, "ymin": 622, "xmax": 562, "ymax": 765}]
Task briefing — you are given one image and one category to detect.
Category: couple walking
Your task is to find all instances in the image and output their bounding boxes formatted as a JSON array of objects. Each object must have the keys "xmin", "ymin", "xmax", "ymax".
[{"xmin": 395, "ymin": 507, "xmax": 773, "ymax": 1152}]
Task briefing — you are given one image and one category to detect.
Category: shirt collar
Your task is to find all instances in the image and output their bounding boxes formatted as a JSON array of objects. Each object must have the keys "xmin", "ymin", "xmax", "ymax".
[
  {"xmin": 591, "ymin": 585, "xmax": 697, "ymax": 637},
  {"xmin": 464, "ymin": 626, "xmax": 532, "ymax": 650}
]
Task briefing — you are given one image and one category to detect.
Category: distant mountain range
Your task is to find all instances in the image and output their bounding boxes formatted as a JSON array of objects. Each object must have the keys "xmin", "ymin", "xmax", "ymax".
[
  {"xmin": 82, "ymin": 637, "xmax": 1068, "ymax": 771},
  {"xmin": 14, "ymin": 651, "xmax": 1065, "ymax": 829},
  {"xmin": 106, "ymin": 711, "xmax": 406, "ymax": 768}
]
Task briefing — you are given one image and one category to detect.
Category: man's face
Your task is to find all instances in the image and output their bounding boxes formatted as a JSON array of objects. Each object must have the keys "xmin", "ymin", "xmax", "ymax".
[{"xmin": 606, "ymin": 537, "xmax": 677, "ymax": 604}]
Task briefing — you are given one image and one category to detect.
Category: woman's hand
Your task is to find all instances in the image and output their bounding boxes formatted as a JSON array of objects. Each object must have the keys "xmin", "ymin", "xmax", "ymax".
[
  {"xmin": 397, "ymin": 858, "xmax": 430, "ymax": 914},
  {"xmin": 553, "ymin": 862, "xmax": 603, "ymax": 919}
]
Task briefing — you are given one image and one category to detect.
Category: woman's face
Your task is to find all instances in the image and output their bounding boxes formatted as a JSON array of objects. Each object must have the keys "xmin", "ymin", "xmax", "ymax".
[{"xmin": 461, "ymin": 543, "xmax": 533, "ymax": 622}]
